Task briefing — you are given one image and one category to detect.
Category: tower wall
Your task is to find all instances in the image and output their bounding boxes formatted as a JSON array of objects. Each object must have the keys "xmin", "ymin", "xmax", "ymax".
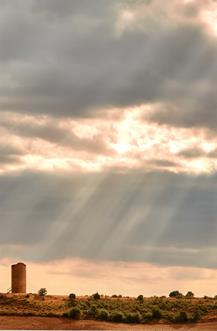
[{"xmin": 11, "ymin": 262, "xmax": 26, "ymax": 293}]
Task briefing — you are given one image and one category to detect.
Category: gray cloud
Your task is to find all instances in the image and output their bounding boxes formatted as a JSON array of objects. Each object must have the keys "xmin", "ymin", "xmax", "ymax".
[
  {"xmin": 0, "ymin": 0, "xmax": 217, "ymax": 130},
  {"xmin": 178, "ymin": 147, "xmax": 206, "ymax": 159},
  {"xmin": 0, "ymin": 117, "xmax": 111, "ymax": 155},
  {"xmin": 146, "ymin": 159, "xmax": 178, "ymax": 168},
  {"xmin": 0, "ymin": 144, "xmax": 23, "ymax": 165},
  {"xmin": 178, "ymin": 147, "xmax": 217, "ymax": 159},
  {"xmin": 1, "ymin": 170, "xmax": 217, "ymax": 268}
]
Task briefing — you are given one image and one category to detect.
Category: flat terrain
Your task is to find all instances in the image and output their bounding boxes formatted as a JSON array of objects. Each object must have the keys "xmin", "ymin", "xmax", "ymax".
[
  {"xmin": 1, "ymin": 316, "xmax": 217, "ymax": 330},
  {"xmin": 1, "ymin": 294, "xmax": 217, "ymax": 329}
]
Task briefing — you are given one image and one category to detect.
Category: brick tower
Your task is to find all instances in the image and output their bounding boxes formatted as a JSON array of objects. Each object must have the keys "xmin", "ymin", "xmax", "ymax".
[{"xmin": 11, "ymin": 262, "xmax": 26, "ymax": 293}]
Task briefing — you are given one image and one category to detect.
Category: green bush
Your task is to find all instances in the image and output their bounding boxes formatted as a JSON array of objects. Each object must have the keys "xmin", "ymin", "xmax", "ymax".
[
  {"xmin": 96, "ymin": 309, "xmax": 109, "ymax": 321},
  {"xmin": 169, "ymin": 290, "xmax": 183, "ymax": 298},
  {"xmin": 191, "ymin": 310, "xmax": 201, "ymax": 322},
  {"xmin": 136, "ymin": 295, "xmax": 144, "ymax": 302},
  {"xmin": 125, "ymin": 312, "xmax": 141, "ymax": 323},
  {"xmin": 110, "ymin": 311, "xmax": 125, "ymax": 323},
  {"xmin": 143, "ymin": 312, "xmax": 153, "ymax": 322},
  {"xmin": 185, "ymin": 291, "xmax": 194, "ymax": 298},
  {"xmin": 173, "ymin": 311, "xmax": 188, "ymax": 323},
  {"xmin": 92, "ymin": 292, "xmax": 100, "ymax": 300},
  {"xmin": 152, "ymin": 307, "xmax": 162, "ymax": 319},
  {"xmin": 87, "ymin": 305, "xmax": 97, "ymax": 317},
  {"xmin": 69, "ymin": 293, "xmax": 76, "ymax": 301},
  {"xmin": 68, "ymin": 307, "xmax": 81, "ymax": 320},
  {"xmin": 38, "ymin": 288, "xmax": 47, "ymax": 297}
]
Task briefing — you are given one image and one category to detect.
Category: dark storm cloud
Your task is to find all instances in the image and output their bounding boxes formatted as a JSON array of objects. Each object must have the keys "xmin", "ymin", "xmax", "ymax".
[
  {"xmin": 1, "ymin": 170, "xmax": 217, "ymax": 268},
  {"xmin": 0, "ymin": 0, "xmax": 217, "ymax": 129}
]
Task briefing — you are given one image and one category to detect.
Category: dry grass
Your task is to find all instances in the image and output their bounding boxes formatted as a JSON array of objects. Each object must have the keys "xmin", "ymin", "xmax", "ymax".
[{"xmin": 1, "ymin": 293, "xmax": 217, "ymax": 324}]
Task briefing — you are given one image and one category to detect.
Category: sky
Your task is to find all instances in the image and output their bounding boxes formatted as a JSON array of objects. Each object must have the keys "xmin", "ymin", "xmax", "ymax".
[{"xmin": 1, "ymin": 0, "xmax": 217, "ymax": 296}]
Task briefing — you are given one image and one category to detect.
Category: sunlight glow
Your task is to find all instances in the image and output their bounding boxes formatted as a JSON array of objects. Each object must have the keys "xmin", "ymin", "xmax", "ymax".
[
  {"xmin": 1, "ymin": 106, "xmax": 217, "ymax": 175},
  {"xmin": 201, "ymin": 7, "xmax": 217, "ymax": 36},
  {"xmin": 114, "ymin": 143, "xmax": 131, "ymax": 154}
]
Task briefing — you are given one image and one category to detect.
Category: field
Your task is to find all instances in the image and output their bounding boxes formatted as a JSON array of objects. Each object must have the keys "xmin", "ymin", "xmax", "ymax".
[{"xmin": 1, "ymin": 293, "xmax": 217, "ymax": 329}]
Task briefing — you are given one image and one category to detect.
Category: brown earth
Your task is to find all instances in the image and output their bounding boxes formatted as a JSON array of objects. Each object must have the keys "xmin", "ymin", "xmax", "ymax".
[{"xmin": 0, "ymin": 316, "xmax": 217, "ymax": 330}]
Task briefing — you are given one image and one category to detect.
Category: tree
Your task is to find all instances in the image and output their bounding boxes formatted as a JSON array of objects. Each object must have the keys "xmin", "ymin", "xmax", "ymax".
[
  {"xmin": 185, "ymin": 291, "xmax": 194, "ymax": 298},
  {"xmin": 38, "ymin": 288, "xmax": 47, "ymax": 297},
  {"xmin": 137, "ymin": 294, "xmax": 144, "ymax": 302},
  {"xmin": 169, "ymin": 290, "xmax": 183, "ymax": 298},
  {"xmin": 69, "ymin": 293, "xmax": 76, "ymax": 301},
  {"xmin": 92, "ymin": 292, "xmax": 100, "ymax": 300}
]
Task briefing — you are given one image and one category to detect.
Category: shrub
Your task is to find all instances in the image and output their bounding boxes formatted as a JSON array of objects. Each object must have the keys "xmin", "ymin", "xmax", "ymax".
[
  {"xmin": 152, "ymin": 307, "xmax": 162, "ymax": 319},
  {"xmin": 68, "ymin": 300, "xmax": 77, "ymax": 307},
  {"xmin": 96, "ymin": 309, "xmax": 109, "ymax": 321},
  {"xmin": 62, "ymin": 312, "xmax": 68, "ymax": 317},
  {"xmin": 204, "ymin": 295, "xmax": 211, "ymax": 300},
  {"xmin": 69, "ymin": 293, "xmax": 76, "ymax": 301},
  {"xmin": 137, "ymin": 295, "xmax": 144, "ymax": 302},
  {"xmin": 143, "ymin": 312, "xmax": 152, "ymax": 322},
  {"xmin": 92, "ymin": 292, "xmax": 100, "ymax": 300},
  {"xmin": 87, "ymin": 305, "xmax": 97, "ymax": 317},
  {"xmin": 185, "ymin": 291, "xmax": 194, "ymax": 298},
  {"xmin": 111, "ymin": 294, "xmax": 118, "ymax": 298},
  {"xmin": 191, "ymin": 310, "xmax": 201, "ymax": 322},
  {"xmin": 68, "ymin": 307, "xmax": 81, "ymax": 320},
  {"xmin": 173, "ymin": 311, "xmax": 188, "ymax": 323},
  {"xmin": 169, "ymin": 290, "xmax": 183, "ymax": 298},
  {"xmin": 110, "ymin": 311, "xmax": 125, "ymax": 322},
  {"xmin": 125, "ymin": 312, "xmax": 141, "ymax": 323},
  {"xmin": 38, "ymin": 288, "xmax": 47, "ymax": 297}
]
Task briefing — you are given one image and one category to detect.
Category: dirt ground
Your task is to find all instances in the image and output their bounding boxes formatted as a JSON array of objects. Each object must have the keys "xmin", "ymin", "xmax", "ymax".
[{"xmin": 1, "ymin": 316, "xmax": 217, "ymax": 330}]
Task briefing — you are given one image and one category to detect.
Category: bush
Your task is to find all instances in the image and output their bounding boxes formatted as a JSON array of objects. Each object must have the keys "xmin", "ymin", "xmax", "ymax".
[
  {"xmin": 143, "ymin": 312, "xmax": 153, "ymax": 322},
  {"xmin": 69, "ymin": 293, "xmax": 76, "ymax": 301},
  {"xmin": 173, "ymin": 311, "xmax": 188, "ymax": 323},
  {"xmin": 110, "ymin": 311, "xmax": 125, "ymax": 323},
  {"xmin": 169, "ymin": 290, "xmax": 183, "ymax": 298},
  {"xmin": 92, "ymin": 292, "xmax": 100, "ymax": 300},
  {"xmin": 68, "ymin": 307, "xmax": 81, "ymax": 320},
  {"xmin": 191, "ymin": 310, "xmax": 201, "ymax": 322},
  {"xmin": 87, "ymin": 305, "xmax": 97, "ymax": 318},
  {"xmin": 137, "ymin": 295, "xmax": 144, "ymax": 302},
  {"xmin": 38, "ymin": 288, "xmax": 47, "ymax": 297},
  {"xmin": 125, "ymin": 312, "xmax": 141, "ymax": 323},
  {"xmin": 152, "ymin": 307, "xmax": 162, "ymax": 319},
  {"xmin": 96, "ymin": 309, "xmax": 109, "ymax": 321},
  {"xmin": 185, "ymin": 291, "xmax": 194, "ymax": 298}
]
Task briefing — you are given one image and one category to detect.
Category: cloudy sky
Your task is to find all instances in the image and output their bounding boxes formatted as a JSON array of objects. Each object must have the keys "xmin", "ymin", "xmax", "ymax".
[{"xmin": 1, "ymin": 0, "xmax": 217, "ymax": 296}]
